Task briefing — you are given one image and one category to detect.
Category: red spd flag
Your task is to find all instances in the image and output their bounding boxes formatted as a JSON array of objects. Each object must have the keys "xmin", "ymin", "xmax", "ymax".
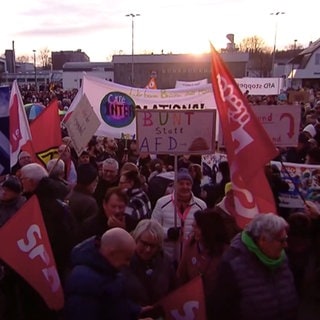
[
  {"xmin": 24, "ymin": 100, "xmax": 62, "ymax": 166},
  {"xmin": 210, "ymin": 44, "xmax": 279, "ymax": 228},
  {"xmin": 9, "ymin": 80, "xmax": 32, "ymax": 168},
  {"xmin": 0, "ymin": 195, "xmax": 64, "ymax": 310},
  {"xmin": 156, "ymin": 276, "xmax": 206, "ymax": 320}
]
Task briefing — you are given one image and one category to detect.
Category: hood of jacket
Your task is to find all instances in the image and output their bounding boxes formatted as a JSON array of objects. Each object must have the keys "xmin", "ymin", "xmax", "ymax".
[{"xmin": 70, "ymin": 236, "xmax": 116, "ymax": 275}]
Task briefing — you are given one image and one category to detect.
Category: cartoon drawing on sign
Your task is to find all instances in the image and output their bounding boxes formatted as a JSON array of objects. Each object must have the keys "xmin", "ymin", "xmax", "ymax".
[{"xmin": 188, "ymin": 137, "xmax": 209, "ymax": 152}]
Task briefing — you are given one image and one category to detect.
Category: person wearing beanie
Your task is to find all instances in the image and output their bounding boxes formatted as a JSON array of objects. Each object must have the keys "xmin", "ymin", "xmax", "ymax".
[
  {"xmin": 0, "ymin": 175, "xmax": 26, "ymax": 226},
  {"xmin": 67, "ymin": 164, "xmax": 100, "ymax": 243},
  {"xmin": 151, "ymin": 167, "xmax": 207, "ymax": 266}
]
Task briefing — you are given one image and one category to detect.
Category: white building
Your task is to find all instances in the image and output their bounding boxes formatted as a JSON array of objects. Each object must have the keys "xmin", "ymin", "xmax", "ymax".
[{"xmin": 62, "ymin": 62, "xmax": 114, "ymax": 89}]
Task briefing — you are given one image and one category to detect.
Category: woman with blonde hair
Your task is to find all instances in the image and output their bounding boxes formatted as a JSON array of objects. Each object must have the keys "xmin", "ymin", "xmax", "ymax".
[{"xmin": 123, "ymin": 219, "xmax": 176, "ymax": 306}]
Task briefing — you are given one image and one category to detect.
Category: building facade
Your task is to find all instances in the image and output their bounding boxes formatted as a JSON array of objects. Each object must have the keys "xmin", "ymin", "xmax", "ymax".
[
  {"xmin": 112, "ymin": 52, "xmax": 249, "ymax": 89},
  {"xmin": 51, "ymin": 49, "xmax": 90, "ymax": 70}
]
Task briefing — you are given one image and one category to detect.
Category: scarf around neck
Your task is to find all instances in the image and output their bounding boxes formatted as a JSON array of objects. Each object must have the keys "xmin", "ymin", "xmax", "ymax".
[{"xmin": 241, "ymin": 231, "xmax": 285, "ymax": 269}]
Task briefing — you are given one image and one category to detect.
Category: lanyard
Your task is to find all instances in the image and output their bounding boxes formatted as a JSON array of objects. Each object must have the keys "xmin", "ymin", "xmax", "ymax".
[{"xmin": 171, "ymin": 194, "xmax": 192, "ymax": 222}]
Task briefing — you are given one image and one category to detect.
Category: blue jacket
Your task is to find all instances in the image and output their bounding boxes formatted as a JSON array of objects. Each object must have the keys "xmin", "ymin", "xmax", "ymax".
[{"xmin": 64, "ymin": 237, "xmax": 141, "ymax": 320}]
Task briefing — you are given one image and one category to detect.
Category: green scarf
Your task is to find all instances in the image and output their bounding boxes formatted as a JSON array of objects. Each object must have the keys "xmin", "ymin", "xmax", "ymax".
[{"xmin": 241, "ymin": 231, "xmax": 285, "ymax": 269}]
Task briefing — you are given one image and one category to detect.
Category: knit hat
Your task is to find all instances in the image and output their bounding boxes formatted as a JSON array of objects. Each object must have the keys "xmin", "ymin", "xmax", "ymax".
[
  {"xmin": 177, "ymin": 168, "xmax": 193, "ymax": 184},
  {"xmin": 2, "ymin": 175, "xmax": 22, "ymax": 193},
  {"xmin": 77, "ymin": 164, "xmax": 98, "ymax": 185},
  {"xmin": 303, "ymin": 124, "xmax": 316, "ymax": 138}
]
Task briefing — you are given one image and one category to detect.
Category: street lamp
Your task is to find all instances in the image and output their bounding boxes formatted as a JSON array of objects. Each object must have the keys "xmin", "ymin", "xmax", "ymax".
[
  {"xmin": 291, "ymin": 39, "xmax": 298, "ymax": 88},
  {"xmin": 33, "ymin": 49, "xmax": 37, "ymax": 92},
  {"xmin": 126, "ymin": 13, "xmax": 140, "ymax": 86},
  {"xmin": 270, "ymin": 11, "xmax": 285, "ymax": 77}
]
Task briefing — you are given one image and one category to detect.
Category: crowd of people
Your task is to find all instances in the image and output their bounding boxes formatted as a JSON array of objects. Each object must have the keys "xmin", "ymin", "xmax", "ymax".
[{"xmin": 0, "ymin": 83, "xmax": 320, "ymax": 320}]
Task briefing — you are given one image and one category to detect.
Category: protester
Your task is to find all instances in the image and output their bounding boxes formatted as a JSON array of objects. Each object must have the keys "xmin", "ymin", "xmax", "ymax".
[
  {"xmin": 203, "ymin": 160, "xmax": 231, "ymax": 208},
  {"xmin": 177, "ymin": 208, "xmax": 230, "ymax": 318},
  {"xmin": 0, "ymin": 175, "xmax": 26, "ymax": 226},
  {"xmin": 20, "ymin": 163, "xmax": 75, "ymax": 278},
  {"xmin": 213, "ymin": 182, "xmax": 242, "ymax": 241},
  {"xmin": 0, "ymin": 175, "xmax": 27, "ymax": 320},
  {"xmin": 151, "ymin": 168, "xmax": 207, "ymax": 265},
  {"xmin": 64, "ymin": 227, "xmax": 153, "ymax": 320},
  {"xmin": 58, "ymin": 143, "xmax": 77, "ymax": 187},
  {"xmin": 286, "ymin": 209, "xmax": 320, "ymax": 319},
  {"xmin": 119, "ymin": 170, "xmax": 152, "ymax": 222},
  {"xmin": 46, "ymin": 158, "xmax": 71, "ymax": 199},
  {"xmin": 77, "ymin": 150, "xmax": 91, "ymax": 166},
  {"xmin": 93, "ymin": 158, "xmax": 119, "ymax": 209},
  {"xmin": 123, "ymin": 219, "xmax": 176, "ymax": 306},
  {"xmin": 66, "ymin": 163, "xmax": 99, "ymax": 243},
  {"xmin": 81, "ymin": 186, "xmax": 137, "ymax": 241},
  {"xmin": 210, "ymin": 213, "xmax": 298, "ymax": 320},
  {"xmin": 11, "ymin": 150, "xmax": 33, "ymax": 176},
  {"xmin": 16, "ymin": 163, "xmax": 75, "ymax": 319},
  {"xmin": 188, "ymin": 163, "xmax": 203, "ymax": 199}
]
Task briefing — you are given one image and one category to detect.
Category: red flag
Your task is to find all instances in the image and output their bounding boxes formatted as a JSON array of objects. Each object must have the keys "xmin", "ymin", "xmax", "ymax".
[
  {"xmin": 9, "ymin": 80, "xmax": 32, "ymax": 168},
  {"xmin": 24, "ymin": 100, "xmax": 62, "ymax": 166},
  {"xmin": 210, "ymin": 44, "xmax": 279, "ymax": 228},
  {"xmin": 0, "ymin": 195, "xmax": 64, "ymax": 310},
  {"xmin": 145, "ymin": 77, "xmax": 157, "ymax": 89},
  {"xmin": 156, "ymin": 276, "xmax": 206, "ymax": 320}
]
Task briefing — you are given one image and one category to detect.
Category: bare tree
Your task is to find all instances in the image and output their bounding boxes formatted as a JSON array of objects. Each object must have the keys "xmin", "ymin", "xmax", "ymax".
[
  {"xmin": 39, "ymin": 47, "xmax": 51, "ymax": 68},
  {"xmin": 238, "ymin": 36, "xmax": 273, "ymax": 77},
  {"xmin": 238, "ymin": 36, "xmax": 269, "ymax": 53},
  {"xmin": 285, "ymin": 41, "xmax": 304, "ymax": 51},
  {"xmin": 16, "ymin": 55, "xmax": 30, "ymax": 63}
]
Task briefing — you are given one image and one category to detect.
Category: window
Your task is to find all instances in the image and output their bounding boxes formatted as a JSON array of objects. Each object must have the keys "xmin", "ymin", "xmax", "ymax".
[{"xmin": 315, "ymin": 53, "xmax": 320, "ymax": 65}]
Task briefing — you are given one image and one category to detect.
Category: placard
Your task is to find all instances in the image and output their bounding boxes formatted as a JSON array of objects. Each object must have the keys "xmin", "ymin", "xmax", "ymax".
[
  {"xmin": 136, "ymin": 110, "xmax": 216, "ymax": 154},
  {"xmin": 64, "ymin": 94, "xmax": 100, "ymax": 156}
]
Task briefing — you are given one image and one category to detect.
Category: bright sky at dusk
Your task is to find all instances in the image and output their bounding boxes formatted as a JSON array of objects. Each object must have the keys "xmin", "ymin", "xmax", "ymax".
[{"xmin": 1, "ymin": 0, "xmax": 318, "ymax": 62}]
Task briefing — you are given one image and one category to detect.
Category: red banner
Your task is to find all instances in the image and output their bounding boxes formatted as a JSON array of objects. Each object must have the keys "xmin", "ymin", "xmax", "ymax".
[
  {"xmin": 24, "ymin": 100, "xmax": 62, "ymax": 166},
  {"xmin": 9, "ymin": 80, "xmax": 32, "ymax": 168},
  {"xmin": 0, "ymin": 195, "xmax": 64, "ymax": 310},
  {"xmin": 156, "ymin": 276, "xmax": 206, "ymax": 320},
  {"xmin": 210, "ymin": 44, "xmax": 279, "ymax": 228}
]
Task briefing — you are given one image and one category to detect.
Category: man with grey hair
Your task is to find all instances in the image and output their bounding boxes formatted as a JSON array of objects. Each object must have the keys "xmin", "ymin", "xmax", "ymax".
[
  {"xmin": 20, "ymin": 163, "xmax": 75, "ymax": 277},
  {"xmin": 94, "ymin": 158, "xmax": 120, "ymax": 209},
  {"xmin": 16, "ymin": 163, "xmax": 76, "ymax": 319},
  {"xmin": 210, "ymin": 213, "xmax": 298, "ymax": 320}
]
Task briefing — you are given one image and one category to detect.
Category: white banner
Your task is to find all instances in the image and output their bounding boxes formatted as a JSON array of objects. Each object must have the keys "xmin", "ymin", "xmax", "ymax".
[
  {"xmin": 63, "ymin": 74, "xmax": 216, "ymax": 139},
  {"xmin": 175, "ymin": 78, "xmax": 208, "ymax": 88},
  {"xmin": 175, "ymin": 77, "xmax": 283, "ymax": 95},
  {"xmin": 235, "ymin": 77, "xmax": 284, "ymax": 95}
]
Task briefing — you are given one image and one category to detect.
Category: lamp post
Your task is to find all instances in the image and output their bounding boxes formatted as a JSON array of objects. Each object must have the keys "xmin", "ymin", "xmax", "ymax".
[
  {"xmin": 33, "ymin": 49, "xmax": 37, "ymax": 92},
  {"xmin": 126, "ymin": 13, "xmax": 140, "ymax": 86},
  {"xmin": 291, "ymin": 39, "xmax": 298, "ymax": 88},
  {"xmin": 270, "ymin": 11, "xmax": 285, "ymax": 77}
]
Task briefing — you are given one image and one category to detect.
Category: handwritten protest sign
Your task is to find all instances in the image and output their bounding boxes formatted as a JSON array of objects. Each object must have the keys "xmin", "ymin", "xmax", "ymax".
[
  {"xmin": 136, "ymin": 110, "xmax": 216, "ymax": 154},
  {"xmin": 64, "ymin": 94, "xmax": 100, "ymax": 156}
]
